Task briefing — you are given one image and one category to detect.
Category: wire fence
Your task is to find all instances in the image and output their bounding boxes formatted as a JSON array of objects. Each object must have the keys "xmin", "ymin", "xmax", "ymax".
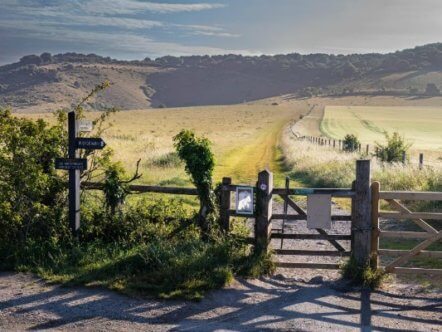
[{"xmin": 299, "ymin": 135, "xmax": 442, "ymax": 170}]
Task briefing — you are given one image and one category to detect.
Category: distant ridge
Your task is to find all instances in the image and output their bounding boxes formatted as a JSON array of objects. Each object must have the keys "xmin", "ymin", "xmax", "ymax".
[{"xmin": 1, "ymin": 43, "xmax": 441, "ymax": 112}]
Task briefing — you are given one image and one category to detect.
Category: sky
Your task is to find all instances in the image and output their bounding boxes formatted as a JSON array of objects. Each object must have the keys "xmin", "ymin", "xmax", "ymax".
[{"xmin": 1, "ymin": 0, "xmax": 441, "ymax": 64}]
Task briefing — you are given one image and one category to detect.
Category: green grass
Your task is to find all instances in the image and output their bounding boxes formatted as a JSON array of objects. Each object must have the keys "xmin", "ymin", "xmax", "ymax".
[
  {"xmin": 10, "ymin": 205, "xmax": 274, "ymax": 301},
  {"xmin": 321, "ymin": 105, "xmax": 442, "ymax": 151}
]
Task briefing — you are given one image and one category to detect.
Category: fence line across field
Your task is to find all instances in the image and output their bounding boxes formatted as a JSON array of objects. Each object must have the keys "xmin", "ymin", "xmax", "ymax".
[{"xmin": 299, "ymin": 135, "xmax": 441, "ymax": 169}]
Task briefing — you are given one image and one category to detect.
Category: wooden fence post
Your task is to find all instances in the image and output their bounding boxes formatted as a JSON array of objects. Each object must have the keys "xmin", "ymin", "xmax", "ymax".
[
  {"xmin": 351, "ymin": 180, "xmax": 356, "ymax": 252},
  {"xmin": 419, "ymin": 153, "xmax": 424, "ymax": 170},
  {"xmin": 366, "ymin": 144, "xmax": 369, "ymax": 155},
  {"xmin": 68, "ymin": 111, "xmax": 80, "ymax": 235},
  {"xmin": 255, "ymin": 170, "xmax": 273, "ymax": 251},
  {"xmin": 353, "ymin": 160, "xmax": 372, "ymax": 267},
  {"xmin": 370, "ymin": 181, "xmax": 380, "ymax": 269},
  {"xmin": 402, "ymin": 151, "xmax": 406, "ymax": 164},
  {"xmin": 220, "ymin": 177, "xmax": 232, "ymax": 233}
]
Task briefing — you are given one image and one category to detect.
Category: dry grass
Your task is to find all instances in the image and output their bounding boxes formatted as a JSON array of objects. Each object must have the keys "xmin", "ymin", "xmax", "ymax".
[{"xmin": 20, "ymin": 102, "xmax": 307, "ymax": 186}]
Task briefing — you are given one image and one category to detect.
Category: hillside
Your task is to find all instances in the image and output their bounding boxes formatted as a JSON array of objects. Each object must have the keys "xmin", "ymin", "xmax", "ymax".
[{"xmin": 1, "ymin": 44, "xmax": 442, "ymax": 112}]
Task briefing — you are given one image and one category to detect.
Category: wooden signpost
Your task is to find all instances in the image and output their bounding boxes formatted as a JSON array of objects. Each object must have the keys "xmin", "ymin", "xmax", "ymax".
[{"xmin": 55, "ymin": 112, "xmax": 106, "ymax": 235}]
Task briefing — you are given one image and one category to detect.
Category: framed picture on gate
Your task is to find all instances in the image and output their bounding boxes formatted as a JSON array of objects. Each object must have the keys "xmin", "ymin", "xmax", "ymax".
[{"xmin": 236, "ymin": 186, "xmax": 254, "ymax": 215}]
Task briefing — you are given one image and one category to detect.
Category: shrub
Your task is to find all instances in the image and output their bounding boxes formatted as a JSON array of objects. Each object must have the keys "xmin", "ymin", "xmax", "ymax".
[
  {"xmin": 375, "ymin": 132, "xmax": 411, "ymax": 163},
  {"xmin": 343, "ymin": 134, "xmax": 360, "ymax": 152},
  {"xmin": 173, "ymin": 130, "xmax": 217, "ymax": 238},
  {"xmin": 0, "ymin": 108, "xmax": 69, "ymax": 268}
]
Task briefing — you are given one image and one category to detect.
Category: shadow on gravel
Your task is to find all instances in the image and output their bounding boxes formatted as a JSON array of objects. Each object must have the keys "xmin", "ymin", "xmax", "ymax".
[{"xmin": 1, "ymin": 275, "xmax": 440, "ymax": 331}]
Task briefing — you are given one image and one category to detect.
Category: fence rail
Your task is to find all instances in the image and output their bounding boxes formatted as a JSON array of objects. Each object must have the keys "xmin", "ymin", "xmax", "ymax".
[
  {"xmin": 82, "ymin": 182, "xmax": 198, "ymax": 195},
  {"xmin": 371, "ymin": 182, "xmax": 442, "ymax": 275}
]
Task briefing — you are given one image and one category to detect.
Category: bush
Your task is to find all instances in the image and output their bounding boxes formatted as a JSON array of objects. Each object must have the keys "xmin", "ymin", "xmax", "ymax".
[
  {"xmin": 343, "ymin": 134, "xmax": 360, "ymax": 152},
  {"xmin": 0, "ymin": 108, "xmax": 69, "ymax": 268},
  {"xmin": 375, "ymin": 132, "xmax": 411, "ymax": 163},
  {"xmin": 174, "ymin": 130, "xmax": 216, "ymax": 238}
]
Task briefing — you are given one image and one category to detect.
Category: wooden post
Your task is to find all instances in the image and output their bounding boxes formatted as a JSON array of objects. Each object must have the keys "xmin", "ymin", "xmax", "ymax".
[
  {"xmin": 68, "ymin": 111, "xmax": 81, "ymax": 235},
  {"xmin": 370, "ymin": 181, "xmax": 380, "ymax": 269},
  {"xmin": 353, "ymin": 160, "xmax": 372, "ymax": 267},
  {"xmin": 220, "ymin": 177, "xmax": 232, "ymax": 233},
  {"xmin": 358, "ymin": 143, "xmax": 362, "ymax": 153},
  {"xmin": 333, "ymin": 140, "xmax": 336, "ymax": 148},
  {"xmin": 402, "ymin": 151, "xmax": 406, "ymax": 164},
  {"xmin": 351, "ymin": 180, "xmax": 356, "ymax": 253},
  {"xmin": 255, "ymin": 170, "xmax": 273, "ymax": 251},
  {"xmin": 419, "ymin": 153, "xmax": 424, "ymax": 170},
  {"xmin": 366, "ymin": 144, "xmax": 369, "ymax": 155}
]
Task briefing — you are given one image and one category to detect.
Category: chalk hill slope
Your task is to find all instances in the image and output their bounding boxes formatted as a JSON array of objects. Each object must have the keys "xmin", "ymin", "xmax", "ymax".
[{"xmin": 0, "ymin": 43, "xmax": 441, "ymax": 112}]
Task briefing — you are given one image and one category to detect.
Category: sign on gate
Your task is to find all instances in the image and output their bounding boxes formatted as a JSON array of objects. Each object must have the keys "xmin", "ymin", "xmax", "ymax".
[
  {"xmin": 236, "ymin": 186, "xmax": 254, "ymax": 215},
  {"xmin": 307, "ymin": 194, "xmax": 332, "ymax": 229}
]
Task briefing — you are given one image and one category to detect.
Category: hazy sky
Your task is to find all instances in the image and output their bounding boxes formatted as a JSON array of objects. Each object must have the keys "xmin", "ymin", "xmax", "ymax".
[{"xmin": 1, "ymin": 0, "xmax": 441, "ymax": 64}]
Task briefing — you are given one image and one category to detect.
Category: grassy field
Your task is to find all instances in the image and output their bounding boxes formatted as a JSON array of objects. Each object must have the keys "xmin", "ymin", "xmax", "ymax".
[
  {"xmin": 321, "ymin": 105, "xmax": 442, "ymax": 152},
  {"xmin": 21, "ymin": 102, "xmax": 308, "ymax": 186}
]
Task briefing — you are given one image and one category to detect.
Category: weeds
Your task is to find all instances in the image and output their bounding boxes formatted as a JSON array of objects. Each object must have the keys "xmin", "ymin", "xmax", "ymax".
[{"xmin": 341, "ymin": 257, "xmax": 385, "ymax": 289}]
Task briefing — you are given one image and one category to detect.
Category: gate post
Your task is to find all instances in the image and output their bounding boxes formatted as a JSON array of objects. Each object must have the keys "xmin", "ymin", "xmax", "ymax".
[
  {"xmin": 352, "ymin": 160, "xmax": 372, "ymax": 267},
  {"xmin": 255, "ymin": 170, "xmax": 273, "ymax": 251},
  {"xmin": 220, "ymin": 177, "xmax": 232, "ymax": 233},
  {"xmin": 370, "ymin": 181, "xmax": 380, "ymax": 269}
]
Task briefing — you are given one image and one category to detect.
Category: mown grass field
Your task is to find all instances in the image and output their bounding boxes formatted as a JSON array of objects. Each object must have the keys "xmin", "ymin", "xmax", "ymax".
[
  {"xmin": 21, "ymin": 102, "xmax": 308, "ymax": 186},
  {"xmin": 321, "ymin": 105, "xmax": 442, "ymax": 152}
]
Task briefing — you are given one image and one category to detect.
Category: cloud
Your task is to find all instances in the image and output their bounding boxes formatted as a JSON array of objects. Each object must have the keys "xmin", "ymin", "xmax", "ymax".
[
  {"xmin": 81, "ymin": 0, "xmax": 226, "ymax": 15},
  {"xmin": 0, "ymin": 1, "xmax": 234, "ymax": 35},
  {"xmin": 0, "ymin": 0, "xmax": 244, "ymax": 61}
]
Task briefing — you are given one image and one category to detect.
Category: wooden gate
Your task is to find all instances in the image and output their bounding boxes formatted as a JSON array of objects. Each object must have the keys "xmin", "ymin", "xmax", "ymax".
[
  {"xmin": 371, "ymin": 182, "xmax": 442, "ymax": 275},
  {"xmin": 219, "ymin": 160, "xmax": 373, "ymax": 269},
  {"xmin": 270, "ymin": 183, "xmax": 353, "ymax": 270}
]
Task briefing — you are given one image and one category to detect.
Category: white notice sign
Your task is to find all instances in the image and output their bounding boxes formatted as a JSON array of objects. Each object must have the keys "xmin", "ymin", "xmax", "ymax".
[
  {"xmin": 236, "ymin": 186, "xmax": 254, "ymax": 215},
  {"xmin": 77, "ymin": 120, "xmax": 93, "ymax": 132},
  {"xmin": 307, "ymin": 194, "xmax": 332, "ymax": 230}
]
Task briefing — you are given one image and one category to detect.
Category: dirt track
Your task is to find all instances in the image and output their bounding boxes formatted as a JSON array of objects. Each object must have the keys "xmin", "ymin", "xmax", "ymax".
[{"xmin": 1, "ymin": 271, "xmax": 441, "ymax": 331}]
